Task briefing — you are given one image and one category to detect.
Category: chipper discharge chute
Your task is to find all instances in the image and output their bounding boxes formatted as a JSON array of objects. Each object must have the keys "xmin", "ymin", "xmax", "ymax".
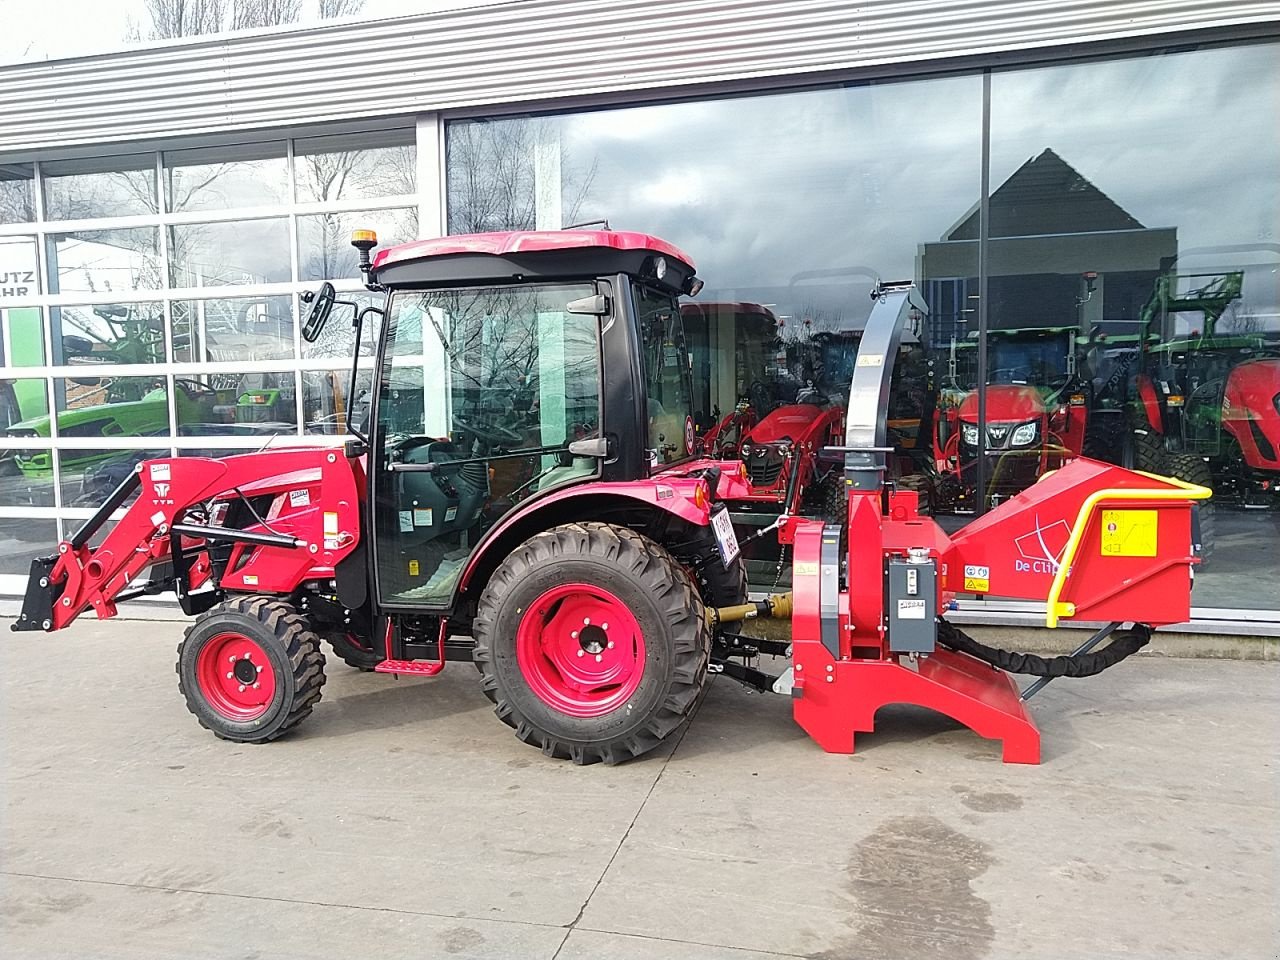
[{"xmin": 10, "ymin": 232, "xmax": 1208, "ymax": 765}]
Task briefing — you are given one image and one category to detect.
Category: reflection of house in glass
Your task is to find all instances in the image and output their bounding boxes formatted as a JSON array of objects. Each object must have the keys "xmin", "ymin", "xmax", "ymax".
[{"xmin": 920, "ymin": 148, "xmax": 1178, "ymax": 343}]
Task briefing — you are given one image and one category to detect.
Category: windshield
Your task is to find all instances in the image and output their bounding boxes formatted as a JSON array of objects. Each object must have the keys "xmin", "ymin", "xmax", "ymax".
[{"xmin": 945, "ymin": 330, "xmax": 1073, "ymax": 391}]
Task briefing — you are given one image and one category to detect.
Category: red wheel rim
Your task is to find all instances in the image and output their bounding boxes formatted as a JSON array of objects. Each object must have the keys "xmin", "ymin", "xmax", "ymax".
[
  {"xmin": 195, "ymin": 632, "xmax": 277, "ymax": 721},
  {"xmin": 515, "ymin": 583, "xmax": 646, "ymax": 718}
]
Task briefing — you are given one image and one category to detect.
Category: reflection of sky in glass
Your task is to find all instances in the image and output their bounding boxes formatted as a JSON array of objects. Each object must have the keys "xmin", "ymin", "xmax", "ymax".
[{"xmin": 561, "ymin": 76, "xmax": 982, "ymax": 306}]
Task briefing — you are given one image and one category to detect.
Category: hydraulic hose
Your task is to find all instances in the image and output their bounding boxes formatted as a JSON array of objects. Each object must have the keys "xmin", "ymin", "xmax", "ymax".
[{"xmin": 936, "ymin": 618, "xmax": 1151, "ymax": 678}]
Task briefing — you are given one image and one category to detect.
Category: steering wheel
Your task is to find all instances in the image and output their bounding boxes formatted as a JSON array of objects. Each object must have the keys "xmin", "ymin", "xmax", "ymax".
[
  {"xmin": 747, "ymin": 379, "xmax": 773, "ymax": 415},
  {"xmin": 174, "ymin": 378, "xmax": 218, "ymax": 400},
  {"xmin": 453, "ymin": 417, "xmax": 524, "ymax": 449}
]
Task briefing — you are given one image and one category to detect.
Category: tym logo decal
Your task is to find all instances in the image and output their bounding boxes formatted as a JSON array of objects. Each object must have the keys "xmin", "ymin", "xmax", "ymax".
[
  {"xmin": 154, "ymin": 482, "xmax": 170, "ymax": 498},
  {"xmin": 1013, "ymin": 517, "xmax": 1071, "ymax": 575}
]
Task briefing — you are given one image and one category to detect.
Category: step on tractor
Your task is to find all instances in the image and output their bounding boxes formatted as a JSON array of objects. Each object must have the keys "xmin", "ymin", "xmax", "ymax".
[{"xmin": 11, "ymin": 231, "xmax": 1210, "ymax": 765}]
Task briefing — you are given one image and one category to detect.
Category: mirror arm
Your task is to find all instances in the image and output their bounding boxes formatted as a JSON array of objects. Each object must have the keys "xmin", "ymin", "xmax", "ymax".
[{"xmin": 345, "ymin": 310, "xmax": 370, "ymax": 445}]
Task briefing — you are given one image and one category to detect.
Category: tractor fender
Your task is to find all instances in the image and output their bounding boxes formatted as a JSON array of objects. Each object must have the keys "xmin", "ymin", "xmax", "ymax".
[{"xmin": 457, "ymin": 478, "xmax": 713, "ymax": 597}]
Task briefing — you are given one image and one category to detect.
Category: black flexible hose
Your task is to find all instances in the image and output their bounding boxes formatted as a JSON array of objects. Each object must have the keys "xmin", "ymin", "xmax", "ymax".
[{"xmin": 937, "ymin": 618, "xmax": 1152, "ymax": 678}]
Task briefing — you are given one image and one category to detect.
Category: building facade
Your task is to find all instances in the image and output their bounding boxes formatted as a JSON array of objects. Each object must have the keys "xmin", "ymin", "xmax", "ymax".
[{"xmin": 1, "ymin": 1, "xmax": 1277, "ymax": 628}]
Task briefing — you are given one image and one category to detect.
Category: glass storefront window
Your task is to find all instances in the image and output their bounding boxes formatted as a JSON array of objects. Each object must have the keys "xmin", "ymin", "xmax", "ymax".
[
  {"xmin": 302, "ymin": 369, "xmax": 372, "ymax": 435},
  {"xmin": 1, "ymin": 378, "xmax": 49, "ymax": 431},
  {"xmin": 0, "ymin": 519, "xmax": 58, "ymax": 575},
  {"xmin": 300, "ymin": 291, "xmax": 380, "ymax": 360},
  {"xmin": 59, "ymin": 447, "xmax": 166, "ymax": 509},
  {"xmin": 171, "ymin": 295, "xmax": 294, "ymax": 363},
  {"xmin": 53, "ymin": 376, "xmax": 171, "ymax": 439},
  {"xmin": 0, "ymin": 449, "xmax": 55, "ymax": 506},
  {"xmin": 986, "ymin": 41, "xmax": 1280, "ymax": 607},
  {"xmin": 173, "ymin": 371, "xmax": 298, "ymax": 437},
  {"xmin": 0, "ymin": 163, "xmax": 35, "ymax": 223},
  {"xmin": 163, "ymin": 142, "xmax": 288, "ymax": 212},
  {"xmin": 41, "ymin": 154, "xmax": 157, "ymax": 220},
  {"xmin": 297, "ymin": 207, "xmax": 417, "ymax": 281},
  {"xmin": 46, "ymin": 227, "xmax": 162, "ymax": 294},
  {"xmin": 169, "ymin": 218, "xmax": 291, "ymax": 288},
  {"xmin": 294, "ymin": 129, "xmax": 416, "ymax": 202},
  {"xmin": 51, "ymin": 302, "xmax": 166, "ymax": 366}
]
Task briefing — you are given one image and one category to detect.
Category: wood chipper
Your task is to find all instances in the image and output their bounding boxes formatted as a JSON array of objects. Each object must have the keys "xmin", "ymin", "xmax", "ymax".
[{"xmin": 10, "ymin": 230, "xmax": 1210, "ymax": 765}]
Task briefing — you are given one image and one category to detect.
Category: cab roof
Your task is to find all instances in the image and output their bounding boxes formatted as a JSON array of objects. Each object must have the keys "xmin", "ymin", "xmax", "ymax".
[{"xmin": 372, "ymin": 230, "xmax": 695, "ymax": 273}]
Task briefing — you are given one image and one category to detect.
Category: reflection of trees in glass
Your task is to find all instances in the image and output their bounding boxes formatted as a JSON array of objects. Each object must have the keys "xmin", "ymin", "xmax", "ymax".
[
  {"xmin": 296, "ymin": 139, "xmax": 416, "ymax": 281},
  {"xmin": 447, "ymin": 119, "xmax": 598, "ymax": 233},
  {"xmin": 0, "ymin": 169, "xmax": 34, "ymax": 223},
  {"xmin": 127, "ymin": 0, "xmax": 366, "ymax": 39}
]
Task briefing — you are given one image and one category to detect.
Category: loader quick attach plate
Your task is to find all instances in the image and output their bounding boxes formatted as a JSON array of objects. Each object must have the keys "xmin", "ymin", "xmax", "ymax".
[{"xmin": 10, "ymin": 556, "xmax": 60, "ymax": 632}]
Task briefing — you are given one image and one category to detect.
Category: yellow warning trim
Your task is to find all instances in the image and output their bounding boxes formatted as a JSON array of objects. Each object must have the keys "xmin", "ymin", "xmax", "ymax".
[{"xmin": 1045, "ymin": 474, "xmax": 1211, "ymax": 628}]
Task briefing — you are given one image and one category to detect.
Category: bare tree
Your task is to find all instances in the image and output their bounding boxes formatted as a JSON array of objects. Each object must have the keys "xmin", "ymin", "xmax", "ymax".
[
  {"xmin": 318, "ymin": 0, "xmax": 366, "ymax": 17},
  {"xmin": 139, "ymin": 0, "xmax": 228, "ymax": 38},
  {"xmin": 232, "ymin": 0, "xmax": 302, "ymax": 29}
]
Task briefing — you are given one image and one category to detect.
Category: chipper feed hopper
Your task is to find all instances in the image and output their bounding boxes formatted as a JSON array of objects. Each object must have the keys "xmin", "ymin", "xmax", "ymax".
[{"xmin": 10, "ymin": 231, "xmax": 1209, "ymax": 765}]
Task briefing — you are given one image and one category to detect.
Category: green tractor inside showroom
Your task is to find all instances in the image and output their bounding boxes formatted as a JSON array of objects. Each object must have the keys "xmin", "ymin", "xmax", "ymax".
[{"xmin": 12, "ymin": 230, "xmax": 1210, "ymax": 766}]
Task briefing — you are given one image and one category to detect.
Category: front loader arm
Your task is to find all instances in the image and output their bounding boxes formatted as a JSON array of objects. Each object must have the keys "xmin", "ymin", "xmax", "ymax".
[{"xmin": 11, "ymin": 448, "xmax": 362, "ymax": 633}]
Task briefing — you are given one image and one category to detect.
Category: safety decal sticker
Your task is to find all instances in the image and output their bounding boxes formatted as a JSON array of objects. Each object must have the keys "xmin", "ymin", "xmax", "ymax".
[
  {"xmin": 1100, "ymin": 509, "xmax": 1158, "ymax": 557},
  {"xmin": 413, "ymin": 508, "xmax": 433, "ymax": 527},
  {"xmin": 399, "ymin": 511, "xmax": 414, "ymax": 533},
  {"xmin": 963, "ymin": 564, "xmax": 990, "ymax": 593},
  {"xmin": 289, "ymin": 488, "xmax": 310, "ymax": 508},
  {"xmin": 408, "ymin": 559, "xmax": 420, "ymax": 577},
  {"xmin": 149, "ymin": 463, "xmax": 170, "ymax": 481}
]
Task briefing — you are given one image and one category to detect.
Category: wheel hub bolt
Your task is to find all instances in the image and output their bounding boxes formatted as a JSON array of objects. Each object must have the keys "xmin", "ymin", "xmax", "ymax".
[
  {"xmin": 577, "ymin": 649, "xmax": 585, "ymax": 657},
  {"xmin": 238, "ymin": 684, "xmax": 246, "ymax": 692},
  {"xmin": 228, "ymin": 655, "xmax": 237, "ymax": 663},
  {"xmin": 583, "ymin": 617, "xmax": 590, "ymax": 625},
  {"xmin": 226, "ymin": 672, "xmax": 234, "ymax": 679},
  {"xmin": 602, "ymin": 623, "xmax": 608, "ymax": 630},
  {"xmin": 571, "ymin": 630, "xmax": 579, "ymax": 639},
  {"xmin": 595, "ymin": 654, "xmax": 603, "ymax": 663},
  {"xmin": 253, "ymin": 682, "xmax": 260, "ymax": 690},
  {"xmin": 256, "ymin": 665, "xmax": 263, "ymax": 673},
  {"xmin": 607, "ymin": 641, "xmax": 615, "ymax": 649}
]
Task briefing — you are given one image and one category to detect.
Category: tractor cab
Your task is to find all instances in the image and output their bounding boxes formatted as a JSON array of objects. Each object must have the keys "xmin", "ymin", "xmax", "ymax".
[{"xmin": 301, "ymin": 229, "xmax": 705, "ymax": 608}]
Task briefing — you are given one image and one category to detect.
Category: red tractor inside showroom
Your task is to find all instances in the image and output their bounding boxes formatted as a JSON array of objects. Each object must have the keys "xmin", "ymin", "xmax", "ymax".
[{"xmin": 12, "ymin": 230, "xmax": 1211, "ymax": 766}]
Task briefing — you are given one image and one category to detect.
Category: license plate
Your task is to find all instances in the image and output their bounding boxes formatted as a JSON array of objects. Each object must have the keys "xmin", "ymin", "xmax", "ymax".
[{"xmin": 710, "ymin": 505, "xmax": 740, "ymax": 567}]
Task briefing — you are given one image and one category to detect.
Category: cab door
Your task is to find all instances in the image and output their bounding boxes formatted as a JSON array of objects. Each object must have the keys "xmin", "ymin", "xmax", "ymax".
[{"xmin": 370, "ymin": 281, "xmax": 603, "ymax": 608}]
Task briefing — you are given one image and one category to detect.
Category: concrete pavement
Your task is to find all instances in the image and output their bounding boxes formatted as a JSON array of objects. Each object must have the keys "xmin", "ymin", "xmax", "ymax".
[{"xmin": 2, "ymin": 618, "xmax": 1277, "ymax": 959}]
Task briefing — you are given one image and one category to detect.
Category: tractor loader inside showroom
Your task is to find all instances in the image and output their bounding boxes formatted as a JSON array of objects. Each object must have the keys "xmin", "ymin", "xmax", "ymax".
[{"xmin": 12, "ymin": 230, "xmax": 1210, "ymax": 765}]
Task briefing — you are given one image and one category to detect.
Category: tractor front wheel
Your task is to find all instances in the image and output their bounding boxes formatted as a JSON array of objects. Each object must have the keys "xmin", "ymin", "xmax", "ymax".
[
  {"xmin": 177, "ymin": 597, "xmax": 326, "ymax": 743},
  {"xmin": 1164, "ymin": 453, "xmax": 1216, "ymax": 561},
  {"xmin": 473, "ymin": 522, "xmax": 711, "ymax": 765}
]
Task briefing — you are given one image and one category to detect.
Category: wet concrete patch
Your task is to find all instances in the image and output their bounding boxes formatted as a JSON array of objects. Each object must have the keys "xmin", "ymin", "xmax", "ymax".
[
  {"xmin": 952, "ymin": 785, "xmax": 1024, "ymax": 813},
  {"xmin": 817, "ymin": 815, "xmax": 994, "ymax": 960}
]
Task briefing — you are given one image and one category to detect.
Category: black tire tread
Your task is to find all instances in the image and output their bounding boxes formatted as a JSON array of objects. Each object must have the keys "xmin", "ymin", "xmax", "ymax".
[
  {"xmin": 1163, "ymin": 453, "xmax": 1216, "ymax": 560},
  {"xmin": 176, "ymin": 596, "xmax": 326, "ymax": 743},
  {"xmin": 472, "ymin": 522, "xmax": 710, "ymax": 765}
]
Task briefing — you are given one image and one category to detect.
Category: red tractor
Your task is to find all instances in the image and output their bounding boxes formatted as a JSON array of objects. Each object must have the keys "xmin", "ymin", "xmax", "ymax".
[
  {"xmin": 11, "ymin": 232, "xmax": 1210, "ymax": 766},
  {"xmin": 932, "ymin": 326, "xmax": 1090, "ymax": 511}
]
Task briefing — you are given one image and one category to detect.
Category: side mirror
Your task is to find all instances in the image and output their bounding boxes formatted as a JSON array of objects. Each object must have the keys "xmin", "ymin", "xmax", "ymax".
[
  {"xmin": 566, "ymin": 294, "xmax": 610, "ymax": 316},
  {"xmin": 301, "ymin": 282, "xmax": 336, "ymax": 343}
]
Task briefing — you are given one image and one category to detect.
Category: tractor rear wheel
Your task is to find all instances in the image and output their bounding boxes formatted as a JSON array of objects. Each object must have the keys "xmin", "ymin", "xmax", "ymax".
[
  {"xmin": 1163, "ymin": 453, "xmax": 1216, "ymax": 561},
  {"xmin": 177, "ymin": 597, "xmax": 326, "ymax": 743},
  {"xmin": 473, "ymin": 522, "xmax": 711, "ymax": 765}
]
